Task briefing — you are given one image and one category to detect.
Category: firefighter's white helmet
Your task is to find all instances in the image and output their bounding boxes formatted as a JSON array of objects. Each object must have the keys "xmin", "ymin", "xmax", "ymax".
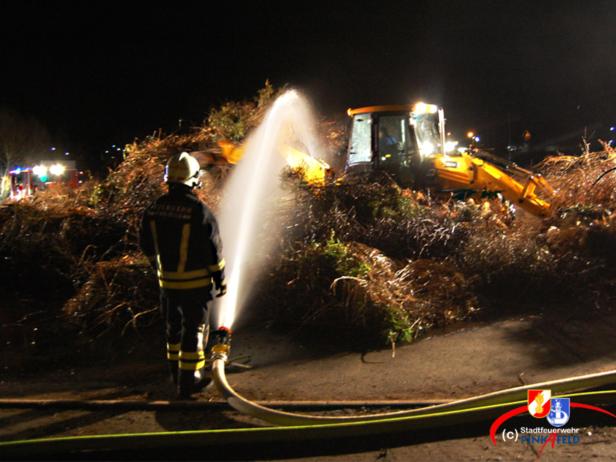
[{"xmin": 164, "ymin": 152, "xmax": 201, "ymax": 187}]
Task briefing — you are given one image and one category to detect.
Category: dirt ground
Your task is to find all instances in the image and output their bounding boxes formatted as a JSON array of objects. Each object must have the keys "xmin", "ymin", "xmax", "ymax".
[{"xmin": 1, "ymin": 308, "xmax": 616, "ymax": 461}]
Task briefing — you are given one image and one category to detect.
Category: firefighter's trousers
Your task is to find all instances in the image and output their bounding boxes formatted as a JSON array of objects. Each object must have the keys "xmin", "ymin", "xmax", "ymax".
[{"xmin": 160, "ymin": 289, "xmax": 211, "ymax": 383}]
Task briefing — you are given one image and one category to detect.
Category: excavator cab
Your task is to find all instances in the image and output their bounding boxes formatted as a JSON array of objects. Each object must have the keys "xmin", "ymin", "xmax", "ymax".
[{"xmin": 346, "ymin": 103, "xmax": 446, "ymax": 186}]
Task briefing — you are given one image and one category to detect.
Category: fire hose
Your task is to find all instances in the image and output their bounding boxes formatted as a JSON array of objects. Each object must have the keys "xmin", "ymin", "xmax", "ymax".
[
  {"xmin": 210, "ymin": 334, "xmax": 616, "ymax": 425},
  {"xmin": 208, "ymin": 327, "xmax": 616, "ymax": 425},
  {"xmin": 2, "ymin": 388, "xmax": 616, "ymax": 458},
  {"xmin": 1, "ymin": 330, "xmax": 616, "ymax": 458}
]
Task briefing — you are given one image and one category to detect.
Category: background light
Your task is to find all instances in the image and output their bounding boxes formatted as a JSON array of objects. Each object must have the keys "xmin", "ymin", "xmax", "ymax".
[
  {"xmin": 445, "ymin": 140, "xmax": 459, "ymax": 153},
  {"xmin": 33, "ymin": 165, "xmax": 48, "ymax": 177},
  {"xmin": 49, "ymin": 164, "xmax": 66, "ymax": 176}
]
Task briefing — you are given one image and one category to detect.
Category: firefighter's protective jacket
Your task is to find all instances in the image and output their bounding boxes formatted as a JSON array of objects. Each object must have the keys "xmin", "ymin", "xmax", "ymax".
[{"xmin": 139, "ymin": 185, "xmax": 225, "ymax": 292}]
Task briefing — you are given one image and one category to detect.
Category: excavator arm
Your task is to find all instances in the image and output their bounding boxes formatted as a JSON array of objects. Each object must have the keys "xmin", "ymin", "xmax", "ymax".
[
  {"xmin": 218, "ymin": 140, "xmax": 331, "ymax": 186},
  {"xmin": 434, "ymin": 152, "xmax": 554, "ymax": 217}
]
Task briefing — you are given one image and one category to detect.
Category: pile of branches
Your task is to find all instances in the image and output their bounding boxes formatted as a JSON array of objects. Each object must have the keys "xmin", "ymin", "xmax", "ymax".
[
  {"xmin": 286, "ymin": 174, "xmax": 471, "ymax": 260},
  {"xmin": 0, "ymin": 203, "xmax": 125, "ymax": 296},
  {"xmin": 260, "ymin": 177, "xmax": 485, "ymax": 346},
  {"xmin": 3, "ymin": 82, "xmax": 616, "ymax": 353},
  {"xmin": 261, "ymin": 149, "xmax": 616, "ymax": 346},
  {"xmin": 538, "ymin": 148, "xmax": 616, "ymax": 209},
  {"xmin": 264, "ymin": 235, "xmax": 477, "ymax": 348},
  {"xmin": 63, "ymin": 254, "xmax": 159, "ymax": 347}
]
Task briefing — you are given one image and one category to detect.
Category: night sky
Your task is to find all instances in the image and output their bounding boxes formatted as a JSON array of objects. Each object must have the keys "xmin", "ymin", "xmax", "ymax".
[{"xmin": 2, "ymin": 1, "xmax": 616, "ymax": 167}]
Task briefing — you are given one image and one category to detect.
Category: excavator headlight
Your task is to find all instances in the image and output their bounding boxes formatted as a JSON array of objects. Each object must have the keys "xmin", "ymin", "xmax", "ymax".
[{"xmin": 413, "ymin": 102, "xmax": 438, "ymax": 115}]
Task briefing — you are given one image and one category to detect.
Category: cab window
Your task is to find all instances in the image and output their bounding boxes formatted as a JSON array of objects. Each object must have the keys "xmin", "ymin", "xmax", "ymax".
[
  {"xmin": 347, "ymin": 115, "xmax": 372, "ymax": 166},
  {"xmin": 377, "ymin": 114, "xmax": 414, "ymax": 168}
]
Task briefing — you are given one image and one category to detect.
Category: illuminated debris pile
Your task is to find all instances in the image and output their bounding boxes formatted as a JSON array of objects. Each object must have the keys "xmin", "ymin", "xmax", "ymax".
[
  {"xmin": 456, "ymin": 215, "xmax": 588, "ymax": 303},
  {"xmin": 93, "ymin": 81, "xmax": 283, "ymax": 230},
  {"xmin": 535, "ymin": 149, "xmax": 616, "ymax": 303},
  {"xmin": 538, "ymin": 149, "xmax": 616, "ymax": 209},
  {"xmin": 3, "ymin": 82, "xmax": 616, "ymax": 352},
  {"xmin": 263, "ymin": 180, "xmax": 482, "ymax": 346},
  {"xmin": 0, "ymin": 204, "xmax": 125, "ymax": 297},
  {"xmin": 286, "ymin": 176, "xmax": 479, "ymax": 260},
  {"xmin": 46, "ymin": 133, "xmax": 222, "ymax": 341},
  {"xmin": 265, "ymin": 159, "xmax": 616, "ymax": 346},
  {"xmin": 202, "ymin": 80, "xmax": 277, "ymax": 143},
  {"xmin": 267, "ymin": 235, "xmax": 476, "ymax": 346},
  {"xmin": 96, "ymin": 132, "xmax": 206, "ymax": 229},
  {"xmin": 63, "ymin": 254, "xmax": 159, "ymax": 348}
]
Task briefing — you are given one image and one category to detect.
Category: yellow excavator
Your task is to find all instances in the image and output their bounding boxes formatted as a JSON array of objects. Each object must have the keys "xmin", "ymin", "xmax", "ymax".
[{"xmin": 219, "ymin": 102, "xmax": 554, "ymax": 217}]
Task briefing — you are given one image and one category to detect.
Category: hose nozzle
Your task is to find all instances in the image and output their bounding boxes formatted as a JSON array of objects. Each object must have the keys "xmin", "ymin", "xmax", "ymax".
[{"xmin": 210, "ymin": 326, "xmax": 232, "ymax": 362}]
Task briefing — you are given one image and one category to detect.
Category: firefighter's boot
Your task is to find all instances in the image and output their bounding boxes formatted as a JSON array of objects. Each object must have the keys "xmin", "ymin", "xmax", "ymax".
[
  {"xmin": 168, "ymin": 361, "xmax": 178, "ymax": 385},
  {"xmin": 177, "ymin": 370, "xmax": 195, "ymax": 399},
  {"xmin": 177, "ymin": 368, "xmax": 209, "ymax": 399}
]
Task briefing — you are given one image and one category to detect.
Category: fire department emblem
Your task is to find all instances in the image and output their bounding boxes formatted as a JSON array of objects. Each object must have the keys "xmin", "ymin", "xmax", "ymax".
[
  {"xmin": 546, "ymin": 398, "xmax": 571, "ymax": 427},
  {"xmin": 527, "ymin": 389, "xmax": 551, "ymax": 418}
]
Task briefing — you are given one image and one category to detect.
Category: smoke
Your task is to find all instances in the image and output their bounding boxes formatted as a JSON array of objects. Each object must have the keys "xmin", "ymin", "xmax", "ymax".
[{"xmin": 213, "ymin": 90, "xmax": 322, "ymax": 329}]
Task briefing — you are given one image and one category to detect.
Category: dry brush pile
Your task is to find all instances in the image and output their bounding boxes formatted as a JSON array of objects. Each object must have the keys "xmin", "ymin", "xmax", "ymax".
[
  {"xmin": 260, "ymin": 150, "xmax": 616, "ymax": 347},
  {"xmin": 2, "ymin": 88, "xmax": 616, "ymax": 356}
]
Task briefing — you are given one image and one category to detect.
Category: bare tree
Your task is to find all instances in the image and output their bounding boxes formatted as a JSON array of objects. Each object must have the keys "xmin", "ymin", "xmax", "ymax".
[{"xmin": 0, "ymin": 108, "xmax": 50, "ymax": 196}]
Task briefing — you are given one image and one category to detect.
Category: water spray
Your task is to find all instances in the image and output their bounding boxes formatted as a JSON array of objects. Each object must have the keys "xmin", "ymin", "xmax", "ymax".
[
  {"xmin": 211, "ymin": 89, "xmax": 323, "ymax": 369},
  {"xmin": 215, "ymin": 89, "xmax": 321, "ymax": 331}
]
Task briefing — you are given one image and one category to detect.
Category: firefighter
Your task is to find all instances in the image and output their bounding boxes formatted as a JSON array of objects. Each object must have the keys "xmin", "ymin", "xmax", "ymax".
[{"xmin": 139, "ymin": 152, "xmax": 226, "ymax": 399}]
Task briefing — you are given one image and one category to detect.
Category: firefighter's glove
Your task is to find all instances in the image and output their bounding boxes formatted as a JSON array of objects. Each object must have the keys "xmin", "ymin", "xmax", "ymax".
[{"xmin": 212, "ymin": 271, "xmax": 227, "ymax": 297}]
